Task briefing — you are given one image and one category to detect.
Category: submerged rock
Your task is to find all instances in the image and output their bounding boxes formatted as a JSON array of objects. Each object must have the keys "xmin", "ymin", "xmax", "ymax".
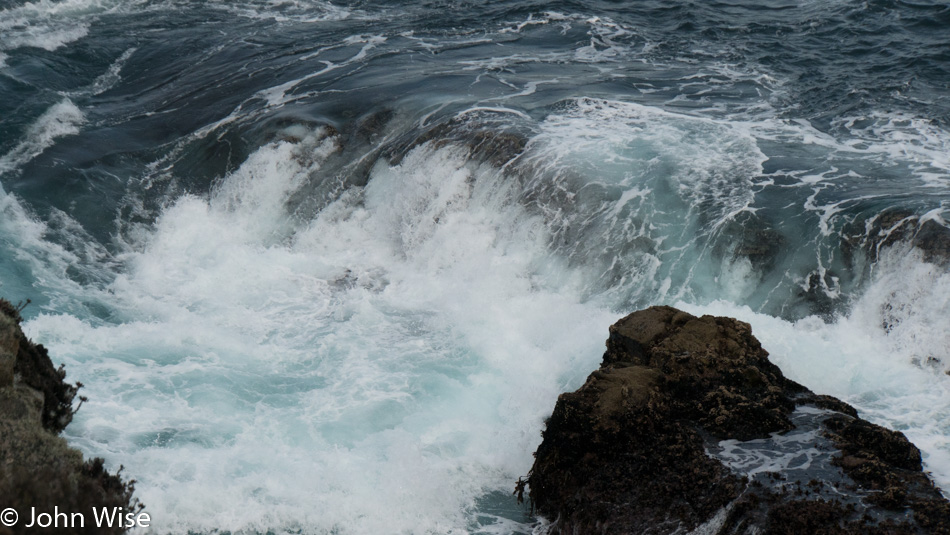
[
  {"xmin": 843, "ymin": 208, "xmax": 950, "ymax": 266},
  {"xmin": 386, "ymin": 112, "xmax": 529, "ymax": 168},
  {"xmin": 714, "ymin": 211, "xmax": 786, "ymax": 273},
  {"xmin": 528, "ymin": 306, "xmax": 950, "ymax": 534},
  {"xmin": 0, "ymin": 299, "xmax": 141, "ymax": 535}
]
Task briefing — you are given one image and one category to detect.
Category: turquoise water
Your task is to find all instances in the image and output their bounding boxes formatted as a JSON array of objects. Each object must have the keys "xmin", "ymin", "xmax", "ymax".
[{"xmin": 2, "ymin": 1, "xmax": 949, "ymax": 532}]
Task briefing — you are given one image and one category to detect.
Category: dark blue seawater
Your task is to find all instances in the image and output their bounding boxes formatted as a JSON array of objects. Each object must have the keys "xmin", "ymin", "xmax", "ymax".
[{"xmin": 2, "ymin": 1, "xmax": 949, "ymax": 533}]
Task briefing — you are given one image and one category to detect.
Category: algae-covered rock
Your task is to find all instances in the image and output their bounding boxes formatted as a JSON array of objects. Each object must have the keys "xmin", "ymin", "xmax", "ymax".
[{"xmin": 528, "ymin": 306, "xmax": 950, "ymax": 534}]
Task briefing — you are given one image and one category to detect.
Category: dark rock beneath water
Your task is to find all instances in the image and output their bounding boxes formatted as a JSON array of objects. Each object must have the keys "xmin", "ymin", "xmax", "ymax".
[
  {"xmin": 351, "ymin": 108, "xmax": 394, "ymax": 143},
  {"xmin": 795, "ymin": 270, "xmax": 842, "ymax": 320},
  {"xmin": 0, "ymin": 299, "xmax": 141, "ymax": 535},
  {"xmin": 843, "ymin": 208, "xmax": 950, "ymax": 266},
  {"xmin": 528, "ymin": 306, "xmax": 950, "ymax": 534},
  {"xmin": 914, "ymin": 220, "xmax": 950, "ymax": 264},
  {"xmin": 386, "ymin": 113, "xmax": 528, "ymax": 168},
  {"xmin": 714, "ymin": 211, "xmax": 786, "ymax": 273}
]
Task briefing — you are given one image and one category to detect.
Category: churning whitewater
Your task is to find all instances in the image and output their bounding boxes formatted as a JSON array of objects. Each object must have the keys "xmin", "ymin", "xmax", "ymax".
[{"xmin": 2, "ymin": 0, "xmax": 950, "ymax": 533}]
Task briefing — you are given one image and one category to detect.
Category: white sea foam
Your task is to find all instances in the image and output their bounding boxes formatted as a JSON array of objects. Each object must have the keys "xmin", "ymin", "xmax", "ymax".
[
  {"xmin": 67, "ymin": 46, "xmax": 136, "ymax": 97},
  {"xmin": 461, "ymin": 12, "xmax": 640, "ymax": 73},
  {"xmin": 714, "ymin": 407, "xmax": 837, "ymax": 479},
  {"xmin": 210, "ymin": 0, "xmax": 353, "ymax": 23},
  {"xmin": 0, "ymin": 182, "xmax": 97, "ymax": 313},
  {"xmin": 10, "ymin": 120, "xmax": 950, "ymax": 535},
  {"xmin": 834, "ymin": 111, "xmax": 950, "ymax": 188},
  {"xmin": 256, "ymin": 35, "xmax": 386, "ymax": 107},
  {"xmin": 25, "ymin": 131, "xmax": 617, "ymax": 533},
  {"xmin": 0, "ymin": 0, "xmax": 104, "ymax": 55},
  {"xmin": 3, "ymin": 90, "xmax": 948, "ymax": 535},
  {"xmin": 573, "ymin": 16, "xmax": 633, "ymax": 63},
  {"xmin": 0, "ymin": 1, "xmax": 947, "ymax": 531},
  {"xmin": 521, "ymin": 97, "xmax": 768, "ymax": 305},
  {"xmin": 0, "ymin": 13, "xmax": 89, "ymax": 54},
  {"xmin": 0, "ymin": 98, "xmax": 85, "ymax": 176},
  {"xmin": 498, "ymin": 12, "xmax": 570, "ymax": 34},
  {"xmin": 0, "ymin": 0, "xmax": 181, "ymax": 59},
  {"xmin": 679, "ymin": 248, "xmax": 950, "ymax": 493}
]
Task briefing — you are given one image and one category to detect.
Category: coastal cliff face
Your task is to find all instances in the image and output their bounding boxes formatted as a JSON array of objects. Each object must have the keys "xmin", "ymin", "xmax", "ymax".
[
  {"xmin": 0, "ymin": 299, "xmax": 139, "ymax": 535},
  {"xmin": 528, "ymin": 306, "xmax": 950, "ymax": 534}
]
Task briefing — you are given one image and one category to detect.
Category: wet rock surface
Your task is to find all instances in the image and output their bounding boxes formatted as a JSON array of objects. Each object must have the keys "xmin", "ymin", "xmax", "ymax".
[
  {"xmin": 714, "ymin": 211, "xmax": 786, "ymax": 273},
  {"xmin": 0, "ymin": 299, "xmax": 140, "ymax": 535},
  {"xmin": 386, "ymin": 112, "xmax": 529, "ymax": 168},
  {"xmin": 528, "ymin": 306, "xmax": 950, "ymax": 534},
  {"xmin": 843, "ymin": 209, "xmax": 950, "ymax": 266}
]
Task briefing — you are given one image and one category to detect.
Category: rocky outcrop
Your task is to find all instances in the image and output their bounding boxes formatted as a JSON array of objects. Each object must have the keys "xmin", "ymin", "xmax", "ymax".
[
  {"xmin": 0, "ymin": 299, "xmax": 140, "ymax": 535},
  {"xmin": 528, "ymin": 306, "xmax": 950, "ymax": 534}
]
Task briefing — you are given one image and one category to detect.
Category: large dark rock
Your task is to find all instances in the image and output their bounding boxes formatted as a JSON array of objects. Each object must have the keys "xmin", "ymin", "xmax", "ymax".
[
  {"xmin": 0, "ymin": 299, "xmax": 141, "ymax": 535},
  {"xmin": 528, "ymin": 306, "xmax": 950, "ymax": 534}
]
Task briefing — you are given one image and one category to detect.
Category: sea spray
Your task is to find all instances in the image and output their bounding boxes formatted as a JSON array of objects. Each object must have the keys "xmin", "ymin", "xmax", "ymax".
[
  {"xmin": 679, "ymin": 246, "xmax": 950, "ymax": 492},
  {"xmin": 2, "ymin": 0, "xmax": 949, "ymax": 532},
  {"xmin": 23, "ymin": 138, "xmax": 619, "ymax": 533}
]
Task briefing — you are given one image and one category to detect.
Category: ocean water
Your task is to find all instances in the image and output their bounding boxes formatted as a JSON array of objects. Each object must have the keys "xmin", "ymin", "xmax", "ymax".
[{"xmin": 1, "ymin": 0, "xmax": 949, "ymax": 532}]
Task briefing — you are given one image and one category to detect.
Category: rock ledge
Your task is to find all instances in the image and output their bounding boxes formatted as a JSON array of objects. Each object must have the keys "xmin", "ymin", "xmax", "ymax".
[{"xmin": 528, "ymin": 306, "xmax": 950, "ymax": 534}]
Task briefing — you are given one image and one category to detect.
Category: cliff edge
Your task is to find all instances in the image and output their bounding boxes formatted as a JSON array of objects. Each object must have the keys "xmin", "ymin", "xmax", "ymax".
[
  {"xmin": 0, "ymin": 299, "xmax": 140, "ymax": 535},
  {"xmin": 528, "ymin": 306, "xmax": 950, "ymax": 534}
]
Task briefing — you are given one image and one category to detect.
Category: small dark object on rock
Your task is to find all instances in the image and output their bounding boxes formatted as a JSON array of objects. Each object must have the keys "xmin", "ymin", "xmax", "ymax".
[{"xmin": 513, "ymin": 476, "xmax": 527, "ymax": 505}]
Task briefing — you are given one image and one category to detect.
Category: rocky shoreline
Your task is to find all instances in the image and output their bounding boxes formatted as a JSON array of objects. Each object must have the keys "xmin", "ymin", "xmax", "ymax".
[
  {"xmin": 0, "ymin": 299, "xmax": 140, "ymax": 535},
  {"xmin": 528, "ymin": 306, "xmax": 950, "ymax": 534}
]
